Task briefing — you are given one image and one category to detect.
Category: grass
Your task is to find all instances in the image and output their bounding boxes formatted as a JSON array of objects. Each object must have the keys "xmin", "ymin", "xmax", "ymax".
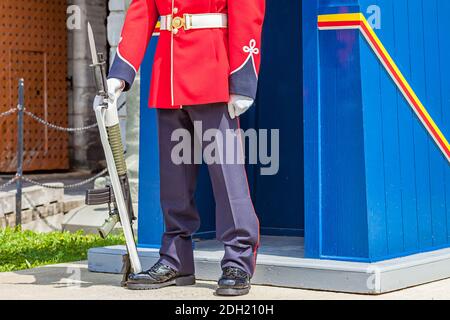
[{"xmin": 0, "ymin": 227, "xmax": 125, "ymax": 272}]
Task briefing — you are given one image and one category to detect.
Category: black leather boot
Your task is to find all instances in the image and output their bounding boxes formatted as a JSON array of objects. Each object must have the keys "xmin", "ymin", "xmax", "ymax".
[
  {"xmin": 126, "ymin": 262, "xmax": 195, "ymax": 290},
  {"xmin": 216, "ymin": 267, "xmax": 251, "ymax": 296}
]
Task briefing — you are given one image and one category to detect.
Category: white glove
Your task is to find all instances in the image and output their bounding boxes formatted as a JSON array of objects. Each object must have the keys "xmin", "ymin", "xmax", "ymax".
[
  {"xmin": 107, "ymin": 78, "xmax": 125, "ymax": 102},
  {"xmin": 227, "ymin": 94, "xmax": 254, "ymax": 119},
  {"xmin": 104, "ymin": 78, "xmax": 125, "ymax": 126}
]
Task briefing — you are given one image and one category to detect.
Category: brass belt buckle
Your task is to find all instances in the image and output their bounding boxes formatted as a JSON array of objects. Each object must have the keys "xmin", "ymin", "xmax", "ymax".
[
  {"xmin": 170, "ymin": 14, "xmax": 192, "ymax": 33},
  {"xmin": 171, "ymin": 16, "xmax": 185, "ymax": 31}
]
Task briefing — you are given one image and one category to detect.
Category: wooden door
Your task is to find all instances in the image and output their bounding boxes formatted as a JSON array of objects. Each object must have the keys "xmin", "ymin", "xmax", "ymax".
[{"xmin": 0, "ymin": 0, "xmax": 69, "ymax": 172}]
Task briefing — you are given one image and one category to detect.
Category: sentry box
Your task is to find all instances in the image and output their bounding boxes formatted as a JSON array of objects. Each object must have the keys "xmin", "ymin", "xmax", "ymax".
[{"xmin": 90, "ymin": 0, "xmax": 450, "ymax": 294}]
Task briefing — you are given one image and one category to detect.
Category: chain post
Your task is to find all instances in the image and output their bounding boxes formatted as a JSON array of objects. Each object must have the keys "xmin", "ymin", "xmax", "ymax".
[{"xmin": 16, "ymin": 79, "xmax": 25, "ymax": 226}]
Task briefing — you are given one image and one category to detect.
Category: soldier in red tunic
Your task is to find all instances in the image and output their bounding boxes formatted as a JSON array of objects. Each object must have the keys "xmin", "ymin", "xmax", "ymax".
[{"xmin": 107, "ymin": 0, "xmax": 265, "ymax": 296}]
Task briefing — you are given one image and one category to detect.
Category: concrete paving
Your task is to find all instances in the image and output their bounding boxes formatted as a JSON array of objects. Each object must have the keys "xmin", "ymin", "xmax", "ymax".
[{"xmin": 1, "ymin": 261, "xmax": 450, "ymax": 300}]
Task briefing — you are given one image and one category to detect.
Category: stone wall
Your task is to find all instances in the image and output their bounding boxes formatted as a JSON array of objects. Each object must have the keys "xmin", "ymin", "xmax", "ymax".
[
  {"xmin": 67, "ymin": 0, "xmax": 108, "ymax": 170},
  {"xmin": 0, "ymin": 185, "xmax": 83, "ymax": 229}
]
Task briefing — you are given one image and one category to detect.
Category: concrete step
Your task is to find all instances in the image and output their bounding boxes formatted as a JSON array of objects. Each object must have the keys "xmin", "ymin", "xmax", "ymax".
[
  {"xmin": 89, "ymin": 236, "xmax": 450, "ymax": 295},
  {"xmin": 0, "ymin": 185, "xmax": 84, "ymax": 230},
  {"xmin": 0, "ymin": 184, "xmax": 64, "ymax": 216},
  {"xmin": 22, "ymin": 213, "xmax": 66, "ymax": 233}
]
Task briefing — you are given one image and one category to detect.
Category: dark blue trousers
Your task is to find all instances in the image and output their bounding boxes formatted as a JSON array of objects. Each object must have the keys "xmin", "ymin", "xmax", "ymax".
[{"xmin": 157, "ymin": 103, "xmax": 260, "ymax": 276}]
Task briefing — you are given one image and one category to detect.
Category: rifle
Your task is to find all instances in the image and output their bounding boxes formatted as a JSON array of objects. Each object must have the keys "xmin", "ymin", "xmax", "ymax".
[{"xmin": 85, "ymin": 22, "xmax": 143, "ymax": 286}]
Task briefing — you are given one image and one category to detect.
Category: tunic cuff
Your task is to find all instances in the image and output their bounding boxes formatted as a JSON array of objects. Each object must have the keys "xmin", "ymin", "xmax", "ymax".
[
  {"xmin": 229, "ymin": 58, "xmax": 259, "ymax": 100},
  {"xmin": 108, "ymin": 55, "xmax": 136, "ymax": 92}
]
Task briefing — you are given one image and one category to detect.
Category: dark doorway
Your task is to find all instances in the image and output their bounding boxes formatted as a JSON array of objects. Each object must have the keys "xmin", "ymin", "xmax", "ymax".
[{"xmin": 241, "ymin": 0, "xmax": 304, "ymax": 237}]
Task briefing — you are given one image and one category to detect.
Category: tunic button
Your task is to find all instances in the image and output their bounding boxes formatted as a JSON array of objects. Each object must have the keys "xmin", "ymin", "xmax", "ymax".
[{"xmin": 173, "ymin": 7, "xmax": 179, "ymax": 14}]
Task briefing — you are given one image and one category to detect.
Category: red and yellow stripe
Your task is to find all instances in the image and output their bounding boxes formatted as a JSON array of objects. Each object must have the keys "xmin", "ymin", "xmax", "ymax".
[
  {"xmin": 153, "ymin": 21, "xmax": 161, "ymax": 36},
  {"xmin": 318, "ymin": 13, "xmax": 450, "ymax": 163}
]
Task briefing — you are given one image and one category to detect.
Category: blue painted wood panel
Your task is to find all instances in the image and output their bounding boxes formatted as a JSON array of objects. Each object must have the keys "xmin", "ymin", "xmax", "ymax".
[
  {"xmin": 391, "ymin": 0, "xmax": 419, "ymax": 253},
  {"xmin": 138, "ymin": 36, "xmax": 164, "ymax": 248},
  {"xmin": 303, "ymin": 0, "xmax": 321, "ymax": 258},
  {"xmin": 374, "ymin": 0, "xmax": 404, "ymax": 255},
  {"xmin": 360, "ymin": 0, "xmax": 449, "ymax": 258},
  {"xmin": 423, "ymin": 0, "xmax": 447, "ymax": 247},
  {"xmin": 437, "ymin": 0, "xmax": 450, "ymax": 244},
  {"xmin": 318, "ymin": 0, "xmax": 450, "ymax": 261},
  {"xmin": 407, "ymin": 0, "xmax": 433, "ymax": 250},
  {"xmin": 318, "ymin": 20, "xmax": 370, "ymax": 259}
]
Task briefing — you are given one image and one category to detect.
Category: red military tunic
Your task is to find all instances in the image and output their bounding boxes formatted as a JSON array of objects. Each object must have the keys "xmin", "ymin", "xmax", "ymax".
[{"xmin": 108, "ymin": 0, "xmax": 265, "ymax": 109}]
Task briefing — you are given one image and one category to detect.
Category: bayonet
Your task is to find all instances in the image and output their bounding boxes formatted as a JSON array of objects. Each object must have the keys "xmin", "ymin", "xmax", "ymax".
[{"xmin": 87, "ymin": 22, "xmax": 109, "ymax": 101}]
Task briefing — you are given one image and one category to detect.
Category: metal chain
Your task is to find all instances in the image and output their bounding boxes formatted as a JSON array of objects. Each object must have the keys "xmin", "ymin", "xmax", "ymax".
[
  {"xmin": 0, "ymin": 107, "xmax": 18, "ymax": 118},
  {"xmin": 21, "ymin": 168, "xmax": 108, "ymax": 190},
  {"xmin": 22, "ymin": 101, "xmax": 126, "ymax": 132},
  {"xmin": 0, "ymin": 175, "xmax": 19, "ymax": 190},
  {"xmin": 0, "ymin": 100, "xmax": 127, "ymax": 190},
  {"xmin": 24, "ymin": 109, "xmax": 99, "ymax": 132}
]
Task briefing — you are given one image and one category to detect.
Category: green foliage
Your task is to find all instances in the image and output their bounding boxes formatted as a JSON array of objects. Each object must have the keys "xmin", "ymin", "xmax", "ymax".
[{"xmin": 0, "ymin": 227, "xmax": 125, "ymax": 272}]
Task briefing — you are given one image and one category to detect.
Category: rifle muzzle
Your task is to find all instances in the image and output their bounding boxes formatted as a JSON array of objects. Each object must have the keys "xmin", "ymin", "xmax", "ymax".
[{"xmin": 98, "ymin": 213, "xmax": 120, "ymax": 239}]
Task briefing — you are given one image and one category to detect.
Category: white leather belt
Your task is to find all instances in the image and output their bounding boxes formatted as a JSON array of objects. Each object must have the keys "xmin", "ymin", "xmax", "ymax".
[{"xmin": 160, "ymin": 13, "xmax": 228, "ymax": 32}]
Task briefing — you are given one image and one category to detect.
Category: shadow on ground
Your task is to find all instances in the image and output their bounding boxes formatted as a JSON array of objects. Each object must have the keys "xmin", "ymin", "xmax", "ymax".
[{"xmin": 3, "ymin": 262, "xmax": 217, "ymax": 291}]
